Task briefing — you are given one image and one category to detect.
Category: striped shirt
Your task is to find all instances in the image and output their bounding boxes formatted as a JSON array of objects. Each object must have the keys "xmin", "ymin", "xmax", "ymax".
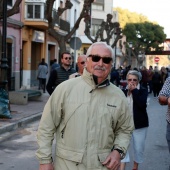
[{"xmin": 158, "ymin": 77, "xmax": 170, "ymax": 123}]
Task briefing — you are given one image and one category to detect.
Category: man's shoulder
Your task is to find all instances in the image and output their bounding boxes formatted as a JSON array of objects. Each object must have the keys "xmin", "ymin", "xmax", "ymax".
[{"xmin": 108, "ymin": 84, "xmax": 126, "ymax": 96}]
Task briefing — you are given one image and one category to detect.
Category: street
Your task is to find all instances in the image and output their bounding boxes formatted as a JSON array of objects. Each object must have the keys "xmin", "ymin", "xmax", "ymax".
[{"xmin": 0, "ymin": 94, "xmax": 169, "ymax": 170}]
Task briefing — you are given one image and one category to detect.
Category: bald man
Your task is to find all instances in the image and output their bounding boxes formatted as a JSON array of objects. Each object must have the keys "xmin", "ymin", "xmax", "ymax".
[{"xmin": 69, "ymin": 55, "xmax": 87, "ymax": 78}]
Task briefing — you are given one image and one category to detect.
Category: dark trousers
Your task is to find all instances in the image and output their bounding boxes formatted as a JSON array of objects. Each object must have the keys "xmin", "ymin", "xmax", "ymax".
[
  {"xmin": 148, "ymin": 80, "xmax": 153, "ymax": 93},
  {"xmin": 152, "ymin": 83, "xmax": 160, "ymax": 97},
  {"xmin": 38, "ymin": 78, "xmax": 46, "ymax": 92}
]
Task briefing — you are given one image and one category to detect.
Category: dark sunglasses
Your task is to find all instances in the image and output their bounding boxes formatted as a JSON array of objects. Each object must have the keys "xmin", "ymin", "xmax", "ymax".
[
  {"xmin": 88, "ymin": 55, "xmax": 112, "ymax": 64},
  {"xmin": 128, "ymin": 79, "xmax": 138, "ymax": 82},
  {"xmin": 64, "ymin": 57, "xmax": 72, "ymax": 60},
  {"xmin": 80, "ymin": 61, "xmax": 85, "ymax": 65}
]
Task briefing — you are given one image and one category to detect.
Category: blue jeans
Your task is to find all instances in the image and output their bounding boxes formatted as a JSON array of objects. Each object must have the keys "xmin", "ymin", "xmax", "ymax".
[
  {"xmin": 166, "ymin": 122, "xmax": 170, "ymax": 153},
  {"xmin": 132, "ymin": 127, "xmax": 148, "ymax": 163}
]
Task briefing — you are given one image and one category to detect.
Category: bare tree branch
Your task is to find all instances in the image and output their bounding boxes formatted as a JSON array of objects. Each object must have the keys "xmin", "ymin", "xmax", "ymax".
[
  {"xmin": 46, "ymin": 0, "xmax": 94, "ymax": 54},
  {"xmin": 0, "ymin": 0, "xmax": 22, "ymax": 19}
]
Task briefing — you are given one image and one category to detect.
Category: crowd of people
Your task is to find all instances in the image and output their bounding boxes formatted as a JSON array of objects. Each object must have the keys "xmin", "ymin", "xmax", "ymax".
[
  {"xmin": 36, "ymin": 42, "xmax": 170, "ymax": 170},
  {"xmin": 110, "ymin": 65, "xmax": 170, "ymax": 96}
]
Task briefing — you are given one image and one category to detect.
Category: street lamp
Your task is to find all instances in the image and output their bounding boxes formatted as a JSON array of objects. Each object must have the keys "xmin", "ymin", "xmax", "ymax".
[
  {"xmin": 0, "ymin": 0, "xmax": 8, "ymax": 90},
  {"xmin": 0, "ymin": 1, "xmax": 11, "ymax": 119}
]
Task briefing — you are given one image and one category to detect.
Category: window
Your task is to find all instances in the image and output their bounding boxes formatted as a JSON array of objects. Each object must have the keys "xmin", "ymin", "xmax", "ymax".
[
  {"xmin": 27, "ymin": 4, "xmax": 41, "ymax": 19},
  {"xmin": 92, "ymin": 0, "xmax": 104, "ymax": 11},
  {"xmin": 91, "ymin": 18, "xmax": 103, "ymax": 36},
  {"xmin": 7, "ymin": 0, "xmax": 13, "ymax": 6}
]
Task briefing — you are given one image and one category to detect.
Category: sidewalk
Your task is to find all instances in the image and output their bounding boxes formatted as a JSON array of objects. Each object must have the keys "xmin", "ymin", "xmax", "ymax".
[{"xmin": 0, "ymin": 92, "xmax": 50, "ymax": 135}]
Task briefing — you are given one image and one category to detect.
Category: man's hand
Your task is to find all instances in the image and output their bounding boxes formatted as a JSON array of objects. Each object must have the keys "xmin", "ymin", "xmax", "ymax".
[
  {"xmin": 102, "ymin": 150, "xmax": 121, "ymax": 170},
  {"xmin": 39, "ymin": 163, "xmax": 54, "ymax": 170}
]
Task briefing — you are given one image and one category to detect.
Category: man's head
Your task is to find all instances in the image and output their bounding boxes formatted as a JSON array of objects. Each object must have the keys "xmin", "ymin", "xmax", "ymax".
[
  {"xmin": 77, "ymin": 55, "xmax": 87, "ymax": 74},
  {"xmin": 86, "ymin": 42, "xmax": 113, "ymax": 84},
  {"xmin": 61, "ymin": 52, "xmax": 72, "ymax": 67}
]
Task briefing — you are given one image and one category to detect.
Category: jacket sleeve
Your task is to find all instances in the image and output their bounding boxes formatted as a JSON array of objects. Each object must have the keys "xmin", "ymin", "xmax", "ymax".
[
  {"xmin": 36, "ymin": 86, "xmax": 64, "ymax": 164},
  {"xmin": 113, "ymin": 96, "xmax": 134, "ymax": 155},
  {"xmin": 46, "ymin": 70, "xmax": 57, "ymax": 95}
]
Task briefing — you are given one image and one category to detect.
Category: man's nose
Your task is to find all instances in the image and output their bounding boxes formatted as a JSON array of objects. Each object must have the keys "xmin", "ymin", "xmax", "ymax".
[{"xmin": 98, "ymin": 58, "xmax": 104, "ymax": 66}]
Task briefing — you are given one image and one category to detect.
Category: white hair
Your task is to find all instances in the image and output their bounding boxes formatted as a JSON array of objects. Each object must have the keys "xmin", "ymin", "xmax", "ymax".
[{"xmin": 86, "ymin": 42, "xmax": 114, "ymax": 59}]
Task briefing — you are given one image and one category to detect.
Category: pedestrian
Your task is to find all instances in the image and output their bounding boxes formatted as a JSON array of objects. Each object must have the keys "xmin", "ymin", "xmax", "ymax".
[
  {"xmin": 152, "ymin": 67, "xmax": 161, "ymax": 97},
  {"xmin": 160, "ymin": 66, "xmax": 168, "ymax": 89},
  {"xmin": 38, "ymin": 58, "xmax": 48, "ymax": 67},
  {"xmin": 147, "ymin": 65, "xmax": 154, "ymax": 94},
  {"xmin": 36, "ymin": 42, "xmax": 134, "ymax": 170},
  {"xmin": 121, "ymin": 70, "xmax": 149, "ymax": 170},
  {"xmin": 158, "ymin": 77, "xmax": 170, "ymax": 154},
  {"xmin": 110, "ymin": 67, "xmax": 120, "ymax": 86},
  {"xmin": 46, "ymin": 52, "xmax": 76, "ymax": 95},
  {"xmin": 69, "ymin": 54, "xmax": 87, "ymax": 78},
  {"xmin": 140, "ymin": 66, "xmax": 148, "ymax": 90},
  {"xmin": 50, "ymin": 58, "xmax": 60, "ymax": 72},
  {"xmin": 37, "ymin": 58, "xmax": 48, "ymax": 93}
]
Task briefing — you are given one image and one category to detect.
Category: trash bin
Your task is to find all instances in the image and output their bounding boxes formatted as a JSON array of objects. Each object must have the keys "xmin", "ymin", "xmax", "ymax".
[{"xmin": 0, "ymin": 88, "xmax": 12, "ymax": 119}]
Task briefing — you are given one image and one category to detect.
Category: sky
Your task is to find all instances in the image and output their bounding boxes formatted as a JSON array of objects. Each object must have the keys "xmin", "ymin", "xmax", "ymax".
[{"xmin": 113, "ymin": 0, "xmax": 170, "ymax": 38}]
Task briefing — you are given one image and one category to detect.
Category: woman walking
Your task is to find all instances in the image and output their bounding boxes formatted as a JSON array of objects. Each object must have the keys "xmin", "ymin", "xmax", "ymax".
[{"xmin": 121, "ymin": 70, "xmax": 149, "ymax": 170}]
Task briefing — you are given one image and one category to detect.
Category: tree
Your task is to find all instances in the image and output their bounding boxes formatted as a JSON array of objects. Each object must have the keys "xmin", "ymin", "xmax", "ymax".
[
  {"xmin": 46, "ymin": 0, "xmax": 94, "ymax": 54},
  {"xmin": 84, "ymin": 13, "xmax": 122, "ymax": 48},
  {"xmin": 114, "ymin": 7, "xmax": 166, "ymax": 65},
  {"xmin": 123, "ymin": 22, "xmax": 166, "ymax": 54},
  {"xmin": 0, "ymin": 0, "xmax": 22, "ymax": 18},
  {"xmin": 114, "ymin": 7, "xmax": 150, "ymax": 29},
  {"xmin": 45, "ymin": 0, "xmax": 122, "ymax": 54}
]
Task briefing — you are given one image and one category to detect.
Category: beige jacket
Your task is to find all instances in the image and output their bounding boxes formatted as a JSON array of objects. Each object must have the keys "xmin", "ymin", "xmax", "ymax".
[{"xmin": 36, "ymin": 69, "xmax": 134, "ymax": 170}]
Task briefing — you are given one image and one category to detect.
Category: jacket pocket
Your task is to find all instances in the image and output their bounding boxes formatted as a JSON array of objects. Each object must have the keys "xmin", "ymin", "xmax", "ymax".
[
  {"xmin": 56, "ymin": 146, "xmax": 84, "ymax": 163},
  {"xmin": 98, "ymin": 151, "xmax": 110, "ymax": 163}
]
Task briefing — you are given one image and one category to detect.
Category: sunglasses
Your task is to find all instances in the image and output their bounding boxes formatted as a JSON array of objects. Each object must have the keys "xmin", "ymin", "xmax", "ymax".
[
  {"xmin": 80, "ymin": 61, "xmax": 85, "ymax": 65},
  {"xmin": 128, "ymin": 79, "xmax": 138, "ymax": 82},
  {"xmin": 64, "ymin": 57, "xmax": 72, "ymax": 60},
  {"xmin": 88, "ymin": 55, "xmax": 112, "ymax": 64}
]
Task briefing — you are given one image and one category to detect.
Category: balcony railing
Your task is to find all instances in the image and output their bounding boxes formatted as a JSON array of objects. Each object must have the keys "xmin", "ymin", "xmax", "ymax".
[{"xmin": 25, "ymin": 2, "xmax": 70, "ymax": 31}]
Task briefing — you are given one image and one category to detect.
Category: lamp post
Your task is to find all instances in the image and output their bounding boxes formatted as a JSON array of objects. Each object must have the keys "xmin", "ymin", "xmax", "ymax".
[
  {"xmin": 0, "ymin": 0, "xmax": 8, "ymax": 90},
  {"xmin": 128, "ymin": 42, "xmax": 133, "ymax": 66}
]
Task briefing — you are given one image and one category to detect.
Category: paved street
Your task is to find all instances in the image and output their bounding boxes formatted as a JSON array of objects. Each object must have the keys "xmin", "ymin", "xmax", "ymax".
[
  {"xmin": 126, "ymin": 94, "xmax": 170, "ymax": 170},
  {"xmin": 0, "ymin": 94, "xmax": 169, "ymax": 170}
]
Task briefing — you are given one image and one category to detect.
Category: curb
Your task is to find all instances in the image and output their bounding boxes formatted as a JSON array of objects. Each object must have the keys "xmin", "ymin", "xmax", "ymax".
[{"xmin": 0, "ymin": 112, "xmax": 42, "ymax": 135}]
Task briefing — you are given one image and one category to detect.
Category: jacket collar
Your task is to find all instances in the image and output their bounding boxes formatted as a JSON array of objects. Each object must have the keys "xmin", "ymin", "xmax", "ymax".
[{"xmin": 82, "ymin": 68, "xmax": 110, "ymax": 91}]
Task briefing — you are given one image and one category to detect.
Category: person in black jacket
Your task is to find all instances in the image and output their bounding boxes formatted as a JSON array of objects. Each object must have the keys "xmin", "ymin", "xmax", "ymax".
[
  {"xmin": 46, "ymin": 52, "xmax": 76, "ymax": 95},
  {"xmin": 120, "ymin": 70, "xmax": 149, "ymax": 170},
  {"xmin": 152, "ymin": 67, "xmax": 161, "ymax": 97}
]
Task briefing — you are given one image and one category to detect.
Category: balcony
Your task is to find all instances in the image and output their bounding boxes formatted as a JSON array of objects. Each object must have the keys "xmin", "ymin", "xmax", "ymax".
[{"xmin": 24, "ymin": 2, "xmax": 70, "ymax": 32}]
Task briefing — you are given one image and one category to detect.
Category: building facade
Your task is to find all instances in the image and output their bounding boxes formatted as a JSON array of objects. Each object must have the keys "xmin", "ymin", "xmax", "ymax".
[
  {"xmin": 0, "ymin": 0, "xmax": 23, "ymax": 91},
  {"xmin": 78, "ymin": 0, "xmax": 115, "ymax": 55}
]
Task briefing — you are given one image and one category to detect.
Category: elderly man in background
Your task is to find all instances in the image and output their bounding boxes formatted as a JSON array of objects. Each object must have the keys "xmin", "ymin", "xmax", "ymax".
[
  {"xmin": 36, "ymin": 42, "xmax": 134, "ymax": 170},
  {"xmin": 69, "ymin": 54, "xmax": 87, "ymax": 78}
]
